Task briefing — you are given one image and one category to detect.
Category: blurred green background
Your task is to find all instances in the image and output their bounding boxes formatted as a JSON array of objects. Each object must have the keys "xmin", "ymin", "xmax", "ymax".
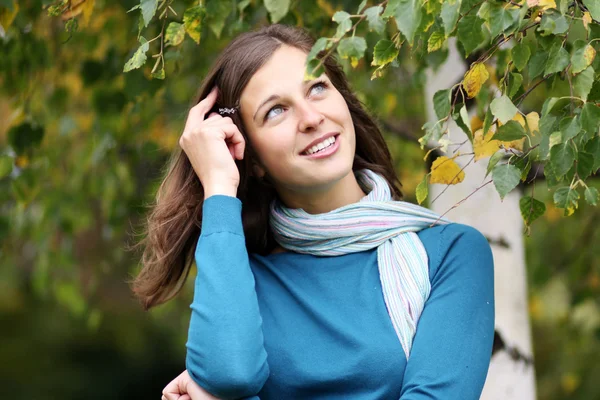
[{"xmin": 1, "ymin": 1, "xmax": 599, "ymax": 399}]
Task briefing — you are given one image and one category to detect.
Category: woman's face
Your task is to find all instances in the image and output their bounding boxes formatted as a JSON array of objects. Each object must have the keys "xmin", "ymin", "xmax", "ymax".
[{"xmin": 239, "ymin": 45, "xmax": 356, "ymax": 198}]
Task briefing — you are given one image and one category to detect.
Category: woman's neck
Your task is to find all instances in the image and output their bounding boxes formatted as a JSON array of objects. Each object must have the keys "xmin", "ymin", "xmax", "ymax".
[{"xmin": 275, "ymin": 170, "xmax": 367, "ymax": 214}]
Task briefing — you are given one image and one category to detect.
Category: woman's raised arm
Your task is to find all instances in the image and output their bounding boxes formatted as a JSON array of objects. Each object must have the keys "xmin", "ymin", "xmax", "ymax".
[{"xmin": 180, "ymin": 87, "xmax": 268, "ymax": 398}]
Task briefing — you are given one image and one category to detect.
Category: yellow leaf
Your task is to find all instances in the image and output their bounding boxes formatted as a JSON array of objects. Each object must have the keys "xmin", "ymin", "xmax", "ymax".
[
  {"xmin": 462, "ymin": 63, "xmax": 489, "ymax": 99},
  {"xmin": 430, "ymin": 155, "xmax": 465, "ymax": 185},
  {"xmin": 15, "ymin": 155, "xmax": 29, "ymax": 168},
  {"xmin": 513, "ymin": 113, "xmax": 525, "ymax": 127},
  {"xmin": 584, "ymin": 45, "xmax": 596, "ymax": 68},
  {"xmin": 583, "ymin": 12, "xmax": 592, "ymax": 30},
  {"xmin": 473, "ymin": 128, "xmax": 501, "ymax": 161},
  {"xmin": 538, "ymin": 0, "xmax": 556, "ymax": 10},
  {"xmin": 0, "ymin": 1, "xmax": 19, "ymax": 31},
  {"xmin": 470, "ymin": 115, "xmax": 483, "ymax": 132},
  {"xmin": 527, "ymin": 0, "xmax": 539, "ymax": 6},
  {"xmin": 526, "ymin": 112, "xmax": 540, "ymax": 136},
  {"xmin": 61, "ymin": 0, "xmax": 86, "ymax": 20},
  {"xmin": 317, "ymin": 0, "xmax": 337, "ymax": 17},
  {"xmin": 561, "ymin": 373, "xmax": 580, "ymax": 394},
  {"xmin": 529, "ymin": 294, "xmax": 543, "ymax": 321},
  {"xmin": 384, "ymin": 93, "xmax": 397, "ymax": 115}
]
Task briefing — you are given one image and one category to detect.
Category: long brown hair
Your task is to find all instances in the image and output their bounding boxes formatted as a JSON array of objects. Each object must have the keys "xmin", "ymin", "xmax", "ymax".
[{"xmin": 131, "ymin": 24, "xmax": 403, "ymax": 310}]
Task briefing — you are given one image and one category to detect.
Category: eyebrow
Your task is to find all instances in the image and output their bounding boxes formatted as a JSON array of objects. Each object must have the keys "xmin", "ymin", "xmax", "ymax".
[
  {"xmin": 253, "ymin": 94, "xmax": 280, "ymax": 122},
  {"xmin": 252, "ymin": 78, "xmax": 323, "ymax": 122}
]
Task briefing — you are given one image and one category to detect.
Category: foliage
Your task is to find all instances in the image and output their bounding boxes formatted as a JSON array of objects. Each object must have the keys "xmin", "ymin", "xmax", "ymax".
[{"xmin": 1, "ymin": 1, "xmax": 600, "ymax": 399}]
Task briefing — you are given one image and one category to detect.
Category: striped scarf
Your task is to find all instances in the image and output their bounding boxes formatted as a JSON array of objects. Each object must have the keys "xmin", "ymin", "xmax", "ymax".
[{"xmin": 269, "ymin": 169, "xmax": 451, "ymax": 359}]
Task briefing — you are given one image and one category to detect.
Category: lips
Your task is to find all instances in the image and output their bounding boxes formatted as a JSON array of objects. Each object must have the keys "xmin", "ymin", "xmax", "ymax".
[{"xmin": 300, "ymin": 133, "xmax": 339, "ymax": 155}]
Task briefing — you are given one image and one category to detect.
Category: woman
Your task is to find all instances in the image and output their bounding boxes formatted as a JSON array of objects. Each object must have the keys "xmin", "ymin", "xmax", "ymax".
[{"xmin": 134, "ymin": 24, "xmax": 495, "ymax": 400}]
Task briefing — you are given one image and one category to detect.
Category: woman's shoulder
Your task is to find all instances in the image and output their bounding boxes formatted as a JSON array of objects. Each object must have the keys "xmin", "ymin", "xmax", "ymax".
[{"xmin": 417, "ymin": 222, "xmax": 494, "ymax": 279}]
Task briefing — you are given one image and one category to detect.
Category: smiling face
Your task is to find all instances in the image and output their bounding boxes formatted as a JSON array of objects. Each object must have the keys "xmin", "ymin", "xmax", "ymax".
[{"xmin": 239, "ymin": 45, "xmax": 360, "ymax": 209}]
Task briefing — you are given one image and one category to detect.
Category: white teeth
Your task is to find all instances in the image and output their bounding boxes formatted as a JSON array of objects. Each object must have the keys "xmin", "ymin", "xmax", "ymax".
[{"xmin": 304, "ymin": 136, "xmax": 336, "ymax": 155}]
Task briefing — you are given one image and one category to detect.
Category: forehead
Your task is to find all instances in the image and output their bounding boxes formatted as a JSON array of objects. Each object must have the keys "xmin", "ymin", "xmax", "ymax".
[{"xmin": 240, "ymin": 46, "xmax": 309, "ymax": 109}]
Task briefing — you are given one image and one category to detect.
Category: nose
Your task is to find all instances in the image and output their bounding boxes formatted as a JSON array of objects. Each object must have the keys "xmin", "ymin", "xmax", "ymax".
[{"xmin": 297, "ymin": 100, "xmax": 324, "ymax": 133}]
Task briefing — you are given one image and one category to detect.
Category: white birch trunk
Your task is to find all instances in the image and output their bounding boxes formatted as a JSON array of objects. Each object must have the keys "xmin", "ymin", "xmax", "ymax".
[{"xmin": 423, "ymin": 38, "xmax": 537, "ymax": 400}]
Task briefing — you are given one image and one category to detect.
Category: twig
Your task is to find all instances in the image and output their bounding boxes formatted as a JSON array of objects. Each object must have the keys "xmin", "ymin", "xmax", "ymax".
[
  {"xmin": 430, "ymin": 180, "xmax": 494, "ymax": 226},
  {"xmin": 431, "ymin": 155, "xmax": 476, "ymax": 204}
]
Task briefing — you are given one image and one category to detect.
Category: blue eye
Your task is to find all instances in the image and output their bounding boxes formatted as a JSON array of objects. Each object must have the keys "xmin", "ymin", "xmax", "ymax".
[
  {"xmin": 265, "ymin": 105, "xmax": 284, "ymax": 120},
  {"xmin": 310, "ymin": 82, "xmax": 327, "ymax": 96}
]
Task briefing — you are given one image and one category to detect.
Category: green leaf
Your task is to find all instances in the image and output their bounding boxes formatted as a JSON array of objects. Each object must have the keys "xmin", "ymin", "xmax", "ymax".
[
  {"xmin": 559, "ymin": 116, "xmax": 582, "ymax": 141},
  {"xmin": 451, "ymin": 105, "xmax": 472, "ymax": 140},
  {"xmin": 538, "ymin": 12, "xmax": 569, "ymax": 36},
  {"xmin": 581, "ymin": 103, "xmax": 600, "ymax": 136},
  {"xmin": 433, "ymin": 89, "xmax": 451, "ymax": 120},
  {"xmin": 577, "ymin": 151, "xmax": 594, "ymax": 180},
  {"xmin": 571, "ymin": 40, "xmax": 596, "ymax": 74},
  {"xmin": 165, "ymin": 22, "xmax": 185, "ymax": 46},
  {"xmin": 511, "ymin": 42, "xmax": 530, "ymax": 72},
  {"xmin": 541, "ymin": 97, "xmax": 570, "ymax": 116},
  {"xmin": 151, "ymin": 68, "xmax": 165, "ymax": 80},
  {"xmin": 427, "ymin": 31, "xmax": 445, "ymax": 53},
  {"xmin": 334, "ymin": 18, "xmax": 352, "ymax": 38},
  {"xmin": 492, "ymin": 163, "xmax": 521, "ymax": 200},
  {"xmin": 416, "ymin": 174, "xmax": 429, "ymax": 205},
  {"xmin": 419, "ymin": 121, "xmax": 444, "ymax": 148},
  {"xmin": 585, "ymin": 136, "xmax": 600, "ymax": 171},
  {"xmin": 357, "ymin": 0, "xmax": 368, "ymax": 14},
  {"xmin": 550, "ymin": 142, "xmax": 576, "ymax": 178},
  {"xmin": 372, "ymin": 39, "xmax": 399, "ymax": 67},
  {"xmin": 545, "ymin": 41, "xmax": 570, "ymax": 75},
  {"xmin": 483, "ymin": 106, "xmax": 494, "ymax": 137},
  {"xmin": 441, "ymin": 0, "xmax": 461, "ymax": 36},
  {"xmin": 574, "ymin": 66, "xmax": 595, "ymax": 102},
  {"xmin": 582, "ymin": 0, "xmax": 600, "ymax": 21},
  {"xmin": 493, "ymin": 120, "xmax": 527, "ymax": 141},
  {"xmin": 337, "ymin": 37, "xmax": 367, "ymax": 67},
  {"xmin": 183, "ymin": 6, "xmax": 205, "ymax": 44},
  {"xmin": 584, "ymin": 186, "xmax": 599, "ymax": 206},
  {"xmin": 365, "ymin": 6, "xmax": 386, "ymax": 35},
  {"xmin": 8, "ymin": 122, "xmax": 44, "ymax": 155},
  {"xmin": 528, "ymin": 51, "xmax": 549, "ymax": 79},
  {"xmin": 508, "ymin": 72, "xmax": 523, "ymax": 98},
  {"xmin": 554, "ymin": 186, "xmax": 580, "ymax": 215},
  {"xmin": 488, "ymin": 3, "xmax": 520, "ymax": 38},
  {"xmin": 206, "ymin": 0, "xmax": 232, "ymax": 39},
  {"xmin": 264, "ymin": 0, "xmax": 290, "ymax": 23},
  {"xmin": 0, "ymin": 155, "xmax": 13, "ymax": 178},
  {"xmin": 519, "ymin": 196, "xmax": 546, "ymax": 226},
  {"xmin": 490, "ymin": 95, "xmax": 518, "ymax": 124},
  {"xmin": 332, "ymin": 10, "xmax": 351, "ymax": 22},
  {"xmin": 394, "ymin": 0, "xmax": 423, "ymax": 45},
  {"xmin": 485, "ymin": 151, "xmax": 504, "ymax": 178},
  {"xmin": 457, "ymin": 15, "xmax": 484, "ymax": 56},
  {"xmin": 123, "ymin": 36, "xmax": 149, "ymax": 72},
  {"xmin": 140, "ymin": 0, "xmax": 158, "ymax": 28},
  {"xmin": 382, "ymin": 0, "xmax": 400, "ymax": 18}
]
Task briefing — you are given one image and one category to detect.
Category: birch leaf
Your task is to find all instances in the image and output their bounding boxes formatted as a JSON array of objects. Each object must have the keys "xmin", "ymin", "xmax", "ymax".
[{"xmin": 430, "ymin": 155, "xmax": 465, "ymax": 185}]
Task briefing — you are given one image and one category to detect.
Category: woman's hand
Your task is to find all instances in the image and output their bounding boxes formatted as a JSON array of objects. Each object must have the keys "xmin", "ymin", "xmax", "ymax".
[
  {"xmin": 179, "ymin": 86, "xmax": 246, "ymax": 199},
  {"xmin": 161, "ymin": 370, "xmax": 221, "ymax": 400}
]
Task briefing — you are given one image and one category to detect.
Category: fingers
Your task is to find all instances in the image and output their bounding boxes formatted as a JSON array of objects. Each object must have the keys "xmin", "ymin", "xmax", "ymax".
[{"xmin": 191, "ymin": 86, "xmax": 219, "ymax": 120}]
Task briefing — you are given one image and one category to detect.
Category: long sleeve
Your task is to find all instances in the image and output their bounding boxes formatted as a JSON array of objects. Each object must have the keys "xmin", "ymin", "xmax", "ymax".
[
  {"xmin": 400, "ymin": 224, "xmax": 495, "ymax": 399},
  {"xmin": 186, "ymin": 195, "xmax": 269, "ymax": 399}
]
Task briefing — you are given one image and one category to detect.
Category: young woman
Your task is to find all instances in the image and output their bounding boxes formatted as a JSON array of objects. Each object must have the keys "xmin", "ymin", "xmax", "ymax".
[{"xmin": 134, "ymin": 24, "xmax": 495, "ymax": 400}]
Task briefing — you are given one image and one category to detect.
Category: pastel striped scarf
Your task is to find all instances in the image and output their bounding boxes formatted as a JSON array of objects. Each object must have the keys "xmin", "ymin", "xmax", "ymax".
[{"xmin": 269, "ymin": 169, "xmax": 451, "ymax": 359}]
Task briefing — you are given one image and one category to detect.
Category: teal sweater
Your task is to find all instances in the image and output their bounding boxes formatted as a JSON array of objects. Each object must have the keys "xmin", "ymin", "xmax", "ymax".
[{"xmin": 186, "ymin": 195, "xmax": 495, "ymax": 399}]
